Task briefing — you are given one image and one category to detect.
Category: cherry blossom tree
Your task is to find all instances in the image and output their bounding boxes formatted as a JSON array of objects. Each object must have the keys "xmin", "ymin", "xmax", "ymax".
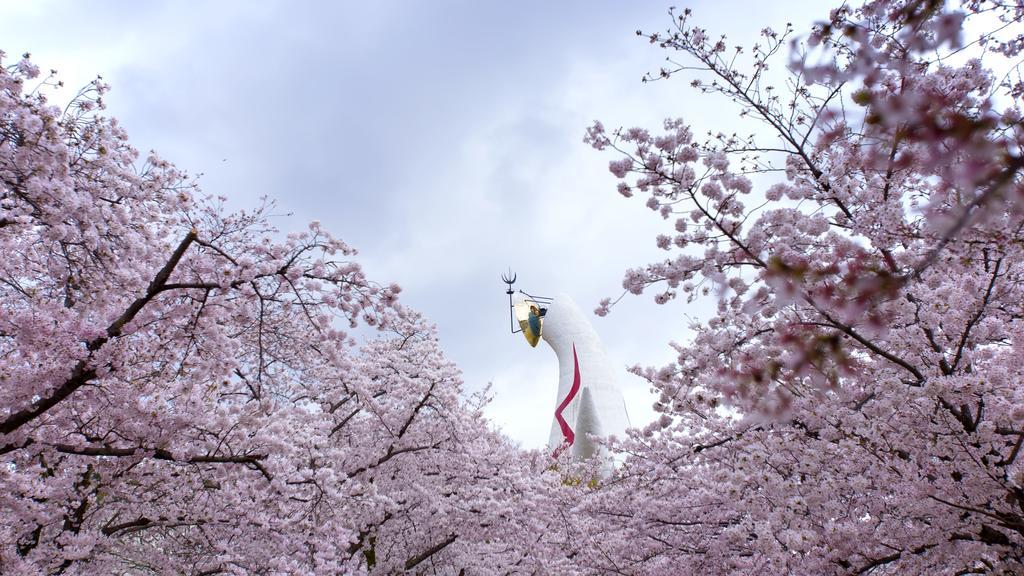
[
  {"xmin": 0, "ymin": 52, "xmax": 558, "ymax": 575},
  {"xmin": 581, "ymin": 0, "xmax": 1024, "ymax": 573}
]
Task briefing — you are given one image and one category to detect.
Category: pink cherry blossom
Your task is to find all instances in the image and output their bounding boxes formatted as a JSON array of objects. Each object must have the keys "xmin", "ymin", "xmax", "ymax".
[
  {"xmin": 584, "ymin": 1, "xmax": 1024, "ymax": 573},
  {"xmin": 0, "ymin": 53, "xmax": 558, "ymax": 575}
]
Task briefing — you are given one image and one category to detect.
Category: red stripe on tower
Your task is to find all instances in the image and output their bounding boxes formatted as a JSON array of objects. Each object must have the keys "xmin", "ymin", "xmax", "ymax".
[{"xmin": 552, "ymin": 344, "xmax": 581, "ymax": 457}]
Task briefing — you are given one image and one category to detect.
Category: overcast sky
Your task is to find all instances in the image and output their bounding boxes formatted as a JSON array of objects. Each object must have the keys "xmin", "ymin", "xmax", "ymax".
[{"xmin": 3, "ymin": 0, "xmax": 825, "ymax": 448}]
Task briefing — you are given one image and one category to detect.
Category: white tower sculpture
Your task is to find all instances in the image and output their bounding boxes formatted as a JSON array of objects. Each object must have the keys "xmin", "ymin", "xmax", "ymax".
[{"xmin": 509, "ymin": 288, "xmax": 630, "ymax": 460}]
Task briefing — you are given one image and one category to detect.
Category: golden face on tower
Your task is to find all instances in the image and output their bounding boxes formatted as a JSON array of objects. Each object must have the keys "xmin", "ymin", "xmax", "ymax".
[{"xmin": 514, "ymin": 300, "xmax": 543, "ymax": 347}]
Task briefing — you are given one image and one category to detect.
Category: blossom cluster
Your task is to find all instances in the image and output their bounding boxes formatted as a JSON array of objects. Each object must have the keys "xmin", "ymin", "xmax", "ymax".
[{"xmin": 575, "ymin": 1, "xmax": 1024, "ymax": 573}]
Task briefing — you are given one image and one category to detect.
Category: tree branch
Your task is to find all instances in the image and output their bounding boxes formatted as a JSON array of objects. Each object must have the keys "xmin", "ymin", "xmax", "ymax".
[
  {"xmin": 0, "ymin": 230, "xmax": 197, "ymax": 436},
  {"xmin": 404, "ymin": 533, "xmax": 457, "ymax": 571},
  {"xmin": 50, "ymin": 443, "xmax": 272, "ymax": 481}
]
